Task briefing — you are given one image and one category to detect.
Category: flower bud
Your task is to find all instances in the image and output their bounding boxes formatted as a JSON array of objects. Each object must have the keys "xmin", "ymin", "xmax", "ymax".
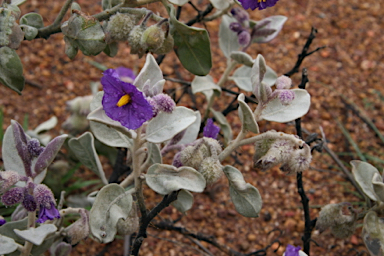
[
  {"xmin": 106, "ymin": 13, "xmax": 137, "ymax": 42},
  {"xmin": 153, "ymin": 33, "xmax": 174, "ymax": 55},
  {"xmin": 0, "ymin": 170, "xmax": 20, "ymax": 193},
  {"xmin": 316, "ymin": 202, "xmax": 357, "ymax": 238},
  {"xmin": 22, "ymin": 193, "xmax": 37, "ymax": 211},
  {"xmin": 230, "ymin": 8, "xmax": 249, "ymax": 24},
  {"xmin": 65, "ymin": 209, "xmax": 90, "ymax": 245},
  {"xmin": 117, "ymin": 203, "xmax": 139, "ymax": 236},
  {"xmin": 1, "ymin": 187, "xmax": 25, "ymax": 206},
  {"xmin": 34, "ymin": 184, "xmax": 55, "ymax": 208},
  {"xmin": 276, "ymin": 75, "xmax": 292, "ymax": 89},
  {"xmin": 278, "ymin": 90, "xmax": 295, "ymax": 105},
  {"xmin": 152, "ymin": 94, "xmax": 175, "ymax": 113},
  {"xmin": 238, "ymin": 30, "xmax": 251, "ymax": 46},
  {"xmin": 27, "ymin": 138, "xmax": 44, "ymax": 158},
  {"xmin": 229, "ymin": 22, "xmax": 243, "ymax": 33},
  {"xmin": 141, "ymin": 24, "xmax": 165, "ymax": 52},
  {"xmin": 128, "ymin": 25, "xmax": 147, "ymax": 57},
  {"xmin": 198, "ymin": 157, "xmax": 223, "ymax": 185}
]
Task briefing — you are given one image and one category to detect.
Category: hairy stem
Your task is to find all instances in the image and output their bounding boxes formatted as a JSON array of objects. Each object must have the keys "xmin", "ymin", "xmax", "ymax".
[{"xmin": 20, "ymin": 211, "xmax": 36, "ymax": 256}]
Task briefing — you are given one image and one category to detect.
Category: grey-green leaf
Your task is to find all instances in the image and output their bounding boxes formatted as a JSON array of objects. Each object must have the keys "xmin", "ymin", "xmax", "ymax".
[
  {"xmin": 0, "ymin": 47, "xmax": 25, "ymax": 94},
  {"xmin": 238, "ymin": 94, "xmax": 259, "ymax": 134},
  {"xmin": 68, "ymin": 132, "xmax": 108, "ymax": 185},
  {"xmin": 171, "ymin": 189, "xmax": 194, "ymax": 213},
  {"xmin": 231, "ymin": 65, "xmax": 277, "ymax": 92},
  {"xmin": 133, "ymin": 54, "xmax": 163, "ymax": 91},
  {"xmin": 230, "ymin": 51, "xmax": 254, "ymax": 67},
  {"xmin": 219, "ymin": 15, "xmax": 240, "ymax": 58},
  {"xmin": 0, "ymin": 218, "xmax": 28, "ymax": 243},
  {"xmin": 260, "ymin": 89, "xmax": 311, "ymax": 122},
  {"xmin": 14, "ymin": 224, "xmax": 57, "ymax": 245},
  {"xmin": 191, "ymin": 75, "xmax": 221, "ymax": 95},
  {"xmin": 0, "ymin": 235, "xmax": 19, "ymax": 254},
  {"xmin": 147, "ymin": 142, "xmax": 162, "ymax": 165},
  {"xmin": 20, "ymin": 13, "xmax": 44, "ymax": 28},
  {"xmin": 146, "ymin": 107, "xmax": 197, "ymax": 144},
  {"xmin": 223, "ymin": 165, "xmax": 262, "ymax": 218},
  {"xmin": 362, "ymin": 211, "xmax": 384, "ymax": 256},
  {"xmin": 351, "ymin": 160, "xmax": 381, "ymax": 201},
  {"xmin": 89, "ymin": 184, "xmax": 133, "ymax": 243},
  {"xmin": 90, "ymin": 121, "xmax": 132, "ymax": 148},
  {"xmin": 146, "ymin": 164, "xmax": 206, "ymax": 195},
  {"xmin": 170, "ymin": 10, "xmax": 211, "ymax": 76}
]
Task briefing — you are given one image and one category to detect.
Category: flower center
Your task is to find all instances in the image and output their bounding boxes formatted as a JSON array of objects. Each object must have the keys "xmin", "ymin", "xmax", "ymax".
[
  {"xmin": 258, "ymin": 0, "xmax": 266, "ymax": 2},
  {"xmin": 116, "ymin": 94, "xmax": 131, "ymax": 107}
]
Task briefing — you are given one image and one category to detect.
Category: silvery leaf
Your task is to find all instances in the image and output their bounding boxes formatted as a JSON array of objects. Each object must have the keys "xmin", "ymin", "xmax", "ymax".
[
  {"xmin": 90, "ymin": 121, "xmax": 132, "ymax": 148},
  {"xmin": 251, "ymin": 16, "xmax": 287, "ymax": 44},
  {"xmin": 146, "ymin": 107, "xmax": 197, "ymax": 143},
  {"xmin": 351, "ymin": 160, "xmax": 381, "ymax": 201},
  {"xmin": 0, "ymin": 235, "xmax": 19, "ymax": 254},
  {"xmin": 89, "ymin": 184, "xmax": 133, "ymax": 243},
  {"xmin": 237, "ymin": 94, "xmax": 259, "ymax": 134},
  {"xmin": 362, "ymin": 211, "xmax": 384, "ymax": 256},
  {"xmin": 68, "ymin": 132, "xmax": 108, "ymax": 185},
  {"xmin": 230, "ymin": 51, "xmax": 254, "ymax": 67},
  {"xmin": 147, "ymin": 142, "xmax": 162, "ymax": 165},
  {"xmin": 0, "ymin": 218, "xmax": 27, "ymax": 243},
  {"xmin": 171, "ymin": 189, "xmax": 194, "ymax": 213},
  {"xmin": 133, "ymin": 54, "xmax": 163, "ymax": 91},
  {"xmin": 251, "ymin": 54, "xmax": 267, "ymax": 94},
  {"xmin": 223, "ymin": 165, "xmax": 262, "ymax": 218},
  {"xmin": 191, "ymin": 75, "xmax": 221, "ymax": 95},
  {"xmin": 219, "ymin": 15, "xmax": 240, "ymax": 58},
  {"xmin": 146, "ymin": 164, "xmax": 206, "ymax": 195},
  {"xmin": 372, "ymin": 172, "xmax": 384, "ymax": 202},
  {"xmin": 14, "ymin": 224, "xmax": 57, "ymax": 246},
  {"xmin": 210, "ymin": 0, "xmax": 230, "ymax": 10},
  {"xmin": 231, "ymin": 65, "xmax": 277, "ymax": 92},
  {"xmin": 176, "ymin": 111, "xmax": 201, "ymax": 145},
  {"xmin": 90, "ymin": 91, "xmax": 103, "ymax": 112},
  {"xmin": 260, "ymin": 89, "xmax": 311, "ymax": 122},
  {"xmin": 87, "ymin": 106, "xmax": 136, "ymax": 139},
  {"xmin": 33, "ymin": 116, "xmax": 58, "ymax": 134}
]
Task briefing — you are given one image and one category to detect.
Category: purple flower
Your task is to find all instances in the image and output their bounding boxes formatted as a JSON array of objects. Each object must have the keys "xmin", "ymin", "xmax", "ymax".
[
  {"xmin": 101, "ymin": 69, "xmax": 153, "ymax": 130},
  {"xmin": 203, "ymin": 119, "xmax": 220, "ymax": 139},
  {"xmin": 239, "ymin": 0, "xmax": 279, "ymax": 10},
  {"xmin": 284, "ymin": 244, "xmax": 302, "ymax": 256},
  {"xmin": 1, "ymin": 187, "xmax": 25, "ymax": 206},
  {"xmin": 115, "ymin": 67, "xmax": 136, "ymax": 84},
  {"xmin": 37, "ymin": 202, "xmax": 60, "ymax": 223},
  {"xmin": 278, "ymin": 90, "xmax": 295, "ymax": 105},
  {"xmin": 27, "ymin": 139, "xmax": 44, "ymax": 158},
  {"xmin": 0, "ymin": 219, "xmax": 6, "ymax": 226}
]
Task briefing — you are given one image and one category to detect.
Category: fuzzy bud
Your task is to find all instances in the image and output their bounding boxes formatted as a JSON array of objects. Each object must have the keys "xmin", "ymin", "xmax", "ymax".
[
  {"xmin": 34, "ymin": 184, "xmax": 55, "ymax": 208},
  {"xmin": 27, "ymin": 138, "xmax": 44, "ymax": 158},
  {"xmin": 1, "ymin": 187, "xmax": 25, "ymax": 206},
  {"xmin": 152, "ymin": 94, "xmax": 175, "ymax": 113},
  {"xmin": 153, "ymin": 33, "xmax": 174, "ymax": 55},
  {"xmin": 238, "ymin": 30, "xmax": 251, "ymax": 46},
  {"xmin": 106, "ymin": 13, "xmax": 137, "ymax": 42},
  {"xmin": 316, "ymin": 203, "xmax": 357, "ymax": 238},
  {"xmin": 276, "ymin": 75, "xmax": 292, "ymax": 89},
  {"xmin": 0, "ymin": 170, "xmax": 20, "ymax": 193},
  {"xmin": 65, "ymin": 209, "xmax": 90, "ymax": 245},
  {"xmin": 22, "ymin": 194, "xmax": 37, "ymax": 211},
  {"xmin": 278, "ymin": 90, "xmax": 295, "ymax": 105},
  {"xmin": 128, "ymin": 25, "xmax": 147, "ymax": 57},
  {"xmin": 230, "ymin": 8, "xmax": 249, "ymax": 24},
  {"xmin": 253, "ymin": 131, "xmax": 311, "ymax": 173},
  {"xmin": 229, "ymin": 22, "xmax": 243, "ymax": 33},
  {"xmin": 141, "ymin": 24, "xmax": 165, "ymax": 52},
  {"xmin": 117, "ymin": 203, "xmax": 139, "ymax": 235},
  {"xmin": 198, "ymin": 157, "xmax": 223, "ymax": 185}
]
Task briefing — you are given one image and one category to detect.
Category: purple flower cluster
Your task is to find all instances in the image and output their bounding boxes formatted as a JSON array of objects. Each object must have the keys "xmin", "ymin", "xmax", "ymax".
[
  {"xmin": 230, "ymin": 8, "xmax": 251, "ymax": 46},
  {"xmin": 238, "ymin": 0, "xmax": 279, "ymax": 10}
]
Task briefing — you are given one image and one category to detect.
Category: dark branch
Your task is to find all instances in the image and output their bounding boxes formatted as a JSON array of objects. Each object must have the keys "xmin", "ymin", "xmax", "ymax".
[{"xmin": 284, "ymin": 27, "xmax": 325, "ymax": 77}]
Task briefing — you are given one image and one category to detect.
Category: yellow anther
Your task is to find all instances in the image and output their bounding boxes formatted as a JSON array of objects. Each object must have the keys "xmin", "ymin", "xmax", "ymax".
[
  {"xmin": 116, "ymin": 94, "xmax": 131, "ymax": 107},
  {"xmin": 258, "ymin": 0, "xmax": 266, "ymax": 2}
]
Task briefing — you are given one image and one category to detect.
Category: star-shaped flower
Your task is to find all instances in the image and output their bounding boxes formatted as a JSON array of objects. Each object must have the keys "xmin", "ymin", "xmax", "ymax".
[
  {"xmin": 101, "ymin": 69, "xmax": 153, "ymax": 130},
  {"xmin": 239, "ymin": 0, "xmax": 279, "ymax": 10}
]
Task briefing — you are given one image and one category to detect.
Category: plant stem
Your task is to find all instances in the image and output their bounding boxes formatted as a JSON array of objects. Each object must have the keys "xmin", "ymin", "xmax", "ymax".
[
  {"xmin": 133, "ymin": 127, "xmax": 147, "ymax": 219},
  {"xmin": 20, "ymin": 211, "xmax": 36, "ymax": 256}
]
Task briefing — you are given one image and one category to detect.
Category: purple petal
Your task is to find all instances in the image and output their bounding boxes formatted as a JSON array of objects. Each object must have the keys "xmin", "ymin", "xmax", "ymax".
[
  {"xmin": 239, "ymin": 0, "xmax": 279, "ymax": 10},
  {"xmin": 115, "ymin": 67, "xmax": 136, "ymax": 82},
  {"xmin": 285, "ymin": 244, "xmax": 301, "ymax": 256},
  {"xmin": 101, "ymin": 69, "xmax": 153, "ymax": 130},
  {"xmin": 203, "ymin": 119, "xmax": 220, "ymax": 139},
  {"xmin": 37, "ymin": 202, "xmax": 60, "ymax": 223},
  {"xmin": 34, "ymin": 134, "xmax": 68, "ymax": 176},
  {"xmin": 0, "ymin": 219, "xmax": 6, "ymax": 226}
]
